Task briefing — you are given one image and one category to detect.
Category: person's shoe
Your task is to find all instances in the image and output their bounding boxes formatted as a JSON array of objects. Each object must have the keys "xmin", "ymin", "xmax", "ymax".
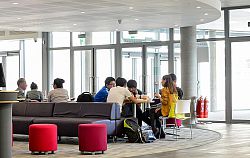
[{"xmin": 160, "ymin": 133, "xmax": 166, "ymax": 139}]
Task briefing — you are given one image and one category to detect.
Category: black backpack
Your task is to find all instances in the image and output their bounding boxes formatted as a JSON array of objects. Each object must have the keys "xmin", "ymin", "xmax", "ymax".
[
  {"xmin": 123, "ymin": 118, "xmax": 144, "ymax": 143},
  {"xmin": 76, "ymin": 92, "xmax": 93, "ymax": 102}
]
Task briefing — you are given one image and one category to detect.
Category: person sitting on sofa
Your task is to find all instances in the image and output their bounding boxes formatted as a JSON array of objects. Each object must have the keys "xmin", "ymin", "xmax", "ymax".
[
  {"xmin": 26, "ymin": 82, "xmax": 43, "ymax": 102},
  {"xmin": 47, "ymin": 78, "xmax": 69, "ymax": 102},
  {"xmin": 107, "ymin": 77, "xmax": 148, "ymax": 112},
  {"xmin": 16, "ymin": 78, "xmax": 27, "ymax": 99},
  {"xmin": 94, "ymin": 77, "xmax": 116, "ymax": 102}
]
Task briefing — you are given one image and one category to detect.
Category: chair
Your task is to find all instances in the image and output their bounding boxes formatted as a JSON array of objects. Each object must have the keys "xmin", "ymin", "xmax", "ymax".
[
  {"xmin": 160, "ymin": 99, "xmax": 192, "ymax": 139},
  {"xmin": 174, "ymin": 99, "xmax": 192, "ymax": 139}
]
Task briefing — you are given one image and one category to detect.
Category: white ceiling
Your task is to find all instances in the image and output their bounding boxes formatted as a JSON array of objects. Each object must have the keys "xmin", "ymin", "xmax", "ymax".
[{"xmin": 0, "ymin": 0, "xmax": 248, "ymax": 32}]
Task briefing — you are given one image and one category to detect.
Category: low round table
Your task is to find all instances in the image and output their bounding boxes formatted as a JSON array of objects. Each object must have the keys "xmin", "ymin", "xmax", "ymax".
[{"xmin": 0, "ymin": 91, "xmax": 18, "ymax": 158}]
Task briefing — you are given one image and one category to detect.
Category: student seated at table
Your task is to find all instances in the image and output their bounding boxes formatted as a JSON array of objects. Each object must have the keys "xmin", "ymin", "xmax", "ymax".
[
  {"xmin": 122, "ymin": 79, "xmax": 151, "ymax": 126},
  {"xmin": 150, "ymin": 75, "xmax": 178, "ymax": 138},
  {"xmin": 107, "ymin": 77, "xmax": 148, "ymax": 114},
  {"xmin": 26, "ymin": 82, "xmax": 43, "ymax": 102},
  {"xmin": 94, "ymin": 77, "xmax": 115, "ymax": 102}
]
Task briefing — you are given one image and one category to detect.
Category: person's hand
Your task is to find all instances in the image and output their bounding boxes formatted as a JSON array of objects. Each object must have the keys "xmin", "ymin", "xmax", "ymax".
[
  {"xmin": 155, "ymin": 108, "xmax": 161, "ymax": 113},
  {"xmin": 154, "ymin": 93, "xmax": 161, "ymax": 98}
]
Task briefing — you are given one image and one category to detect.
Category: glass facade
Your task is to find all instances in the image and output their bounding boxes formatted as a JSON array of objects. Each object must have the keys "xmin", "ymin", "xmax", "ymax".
[{"xmin": 2, "ymin": 7, "xmax": 250, "ymax": 123}]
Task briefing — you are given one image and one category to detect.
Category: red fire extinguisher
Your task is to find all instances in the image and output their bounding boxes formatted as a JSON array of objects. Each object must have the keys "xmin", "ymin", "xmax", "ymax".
[
  {"xmin": 204, "ymin": 97, "xmax": 209, "ymax": 118},
  {"xmin": 196, "ymin": 96, "xmax": 204, "ymax": 118}
]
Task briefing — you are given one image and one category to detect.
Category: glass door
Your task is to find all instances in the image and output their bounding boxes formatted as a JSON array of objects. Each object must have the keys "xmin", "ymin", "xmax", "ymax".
[
  {"xmin": 122, "ymin": 47, "xmax": 142, "ymax": 90},
  {"xmin": 74, "ymin": 50, "xmax": 92, "ymax": 98},
  {"xmin": 96, "ymin": 49, "xmax": 115, "ymax": 91},
  {"xmin": 232, "ymin": 41, "xmax": 250, "ymax": 121},
  {"xmin": 147, "ymin": 46, "xmax": 168, "ymax": 98}
]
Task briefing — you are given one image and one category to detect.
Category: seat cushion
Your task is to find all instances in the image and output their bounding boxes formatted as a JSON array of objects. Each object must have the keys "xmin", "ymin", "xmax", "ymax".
[{"xmin": 12, "ymin": 116, "xmax": 35, "ymax": 135}]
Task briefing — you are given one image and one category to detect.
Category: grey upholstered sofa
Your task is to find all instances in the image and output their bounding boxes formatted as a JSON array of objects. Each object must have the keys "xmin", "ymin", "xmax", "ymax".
[{"xmin": 12, "ymin": 102, "xmax": 123, "ymax": 137}]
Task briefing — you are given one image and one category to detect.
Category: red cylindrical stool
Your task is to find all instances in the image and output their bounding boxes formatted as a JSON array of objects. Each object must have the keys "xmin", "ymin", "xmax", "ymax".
[
  {"xmin": 78, "ymin": 124, "xmax": 107, "ymax": 154},
  {"xmin": 29, "ymin": 124, "xmax": 57, "ymax": 155}
]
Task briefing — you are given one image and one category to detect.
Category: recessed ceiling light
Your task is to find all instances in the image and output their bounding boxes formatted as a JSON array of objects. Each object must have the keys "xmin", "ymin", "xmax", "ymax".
[
  {"xmin": 196, "ymin": 6, "xmax": 201, "ymax": 9},
  {"xmin": 12, "ymin": 2, "xmax": 19, "ymax": 5},
  {"xmin": 115, "ymin": 28, "xmax": 119, "ymax": 31},
  {"xmin": 204, "ymin": 13, "xmax": 208, "ymax": 16},
  {"xmin": 200, "ymin": 19, "xmax": 204, "ymax": 22},
  {"xmin": 17, "ymin": 18, "xmax": 21, "ymax": 20},
  {"xmin": 81, "ymin": 11, "xmax": 85, "ymax": 14},
  {"xmin": 19, "ymin": 28, "xmax": 23, "ymax": 31},
  {"xmin": 134, "ymin": 18, "xmax": 139, "ymax": 21},
  {"xmin": 129, "ymin": 7, "xmax": 134, "ymax": 10},
  {"xmin": 73, "ymin": 24, "xmax": 77, "ymax": 26},
  {"xmin": 174, "ymin": 24, "xmax": 179, "ymax": 27}
]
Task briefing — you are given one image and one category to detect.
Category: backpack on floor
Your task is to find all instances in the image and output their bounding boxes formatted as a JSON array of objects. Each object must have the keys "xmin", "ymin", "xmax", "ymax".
[
  {"xmin": 76, "ymin": 92, "xmax": 93, "ymax": 102},
  {"xmin": 123, "ymin": 118, "xmax": 144, "ymax": 143}
]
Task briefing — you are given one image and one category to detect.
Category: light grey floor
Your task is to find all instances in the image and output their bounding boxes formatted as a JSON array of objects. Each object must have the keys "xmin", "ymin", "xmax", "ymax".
[
  {"xmin": 13, "ymin": 123, "xmax": 250, "ymax": 158},
  {"xmin": 135, "ymin": 123, "xmax": 250, "ymax": 158},
  {"xmin": 200, "ymin": 110, "xmax": 250, "ymax": 121}
]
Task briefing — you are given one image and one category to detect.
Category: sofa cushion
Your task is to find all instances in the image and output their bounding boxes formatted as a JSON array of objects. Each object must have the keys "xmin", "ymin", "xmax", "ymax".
[
  {"xmin": 25, "ymin": 102, "xmax": 54, "ymax": 117},
  {"xmin": 80, "ymin": 102, "xmax": 120, "ymax": 119},
  {"xmin": 53, "ymin": 102, "xmax": 82, "ymax": 117},
  {"xmin": 12, "ymin": 116, "xmax": 35, "ymax": 135},
  {"xmin": 12, "ymin": 102, "xmax": 27, "ymax": 116}
]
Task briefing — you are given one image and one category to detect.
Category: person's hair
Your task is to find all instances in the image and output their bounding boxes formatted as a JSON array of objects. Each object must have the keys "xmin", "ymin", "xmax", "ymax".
[
  {"xmin": 53, "ymin": 78, "xmax": 65, "ymax": 88},
  {"xmin": 30, "ymin": 82, "xmax": 38, "ymax": 90},
  {"xmin": 105, "ymin": 77, "xmax": 115, "ymax": 86},
  {"xmin": 116, "ymin": 77, "xmax": 127, "ymax": 87},
  {"xmin": 127, "ymin": 80, "xmax": 137, "ymax": 88},
  {"xmin": 169, "ymin": 73, "xmax": 177, "ymax": 82},
  {"xmin": 17, "ymin": 78, "xmax": 26, "ymax": 86},
  {"xmin": 162, "ymin": 75, "xmax": 176, "ymax": 94}
]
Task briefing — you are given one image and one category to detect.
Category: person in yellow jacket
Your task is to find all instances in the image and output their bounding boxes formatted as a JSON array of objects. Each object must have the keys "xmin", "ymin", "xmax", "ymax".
[{"xmin": 150, "ymin": 74, "xmax": 178, "ymax": 138}]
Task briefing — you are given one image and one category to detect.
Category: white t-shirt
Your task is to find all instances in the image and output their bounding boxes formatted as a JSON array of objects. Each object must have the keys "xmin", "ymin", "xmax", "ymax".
[{"xmin": 107, "ymin": 86, "xmax": 132, "ymax": 111}]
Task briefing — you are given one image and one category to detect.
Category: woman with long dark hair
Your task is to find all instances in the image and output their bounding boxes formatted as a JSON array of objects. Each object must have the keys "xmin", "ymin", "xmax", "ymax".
[{"xmin": 150, "ymin": 75, "xmax": 178, "ymax": 138}]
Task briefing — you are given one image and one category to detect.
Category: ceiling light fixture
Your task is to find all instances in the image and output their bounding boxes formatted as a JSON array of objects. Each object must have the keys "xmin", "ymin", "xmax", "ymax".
[
  {"xmin": 174, "ymin": 24, "xmax": 179, "ymax": 27},
  {"xmin": 81, "ymin": 11, "xmax": 85, "ymax": 14},
  {"xmin": 73, "ymin": 24, "xmax": 77, "ymax": 26},
  {"xmin": 129, "ymin": 7, "xmax": 134, "ymax": 10},
  {"xmin": 17, "ymin": 18, "xmax": 21, "ymax": 20},
  {"xmin": 196, "ymin": 6, "xmax": 201, "ymax": 9},
  {"xmin": 12, "ymin": 2, "xmax": 19, "ymax": 5},
  {"xmin": 204, "ymin": 13, "xmax": 208, "ymax": 16},
  {"xmin": 135, "ymin": 18, "xmax": 139, "ymax": 21}
]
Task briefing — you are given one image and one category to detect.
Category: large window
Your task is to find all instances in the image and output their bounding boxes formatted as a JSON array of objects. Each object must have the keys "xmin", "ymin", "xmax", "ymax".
[
  {"xmin": 197, "ymin": 41, "xmax": 225, "ymax": 121},
  {"xmin": 24, "ymin": 38, "xmax": 42, "ymax": 92},
  {"xmin": 232, "ymin": 41, "xmax": 250, "ymax": 120},
  {"xmin": 122, "ymin": 47, "xmax": 142, "ymax": 90},
  {"xmin": 96, "ymin": 49, "xmax": 115, "ymax": 91},
  {"xmin": 121, "ymin": 29, "xmax": 169, "ymax": 43},
  {"xmin": 51, "ymin": 32, "xmax": 70, "ymax": 47},
  {"xmin": 50, "ymin": 50, "xmax": 70, "ymax": 95},
  {"xmin": 74, "ymin": 50, "xmax": 91, "ymax": 97},
  {"xmin": 230, "ymin": 9, "xmax": 250, "ymax": 37}
]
